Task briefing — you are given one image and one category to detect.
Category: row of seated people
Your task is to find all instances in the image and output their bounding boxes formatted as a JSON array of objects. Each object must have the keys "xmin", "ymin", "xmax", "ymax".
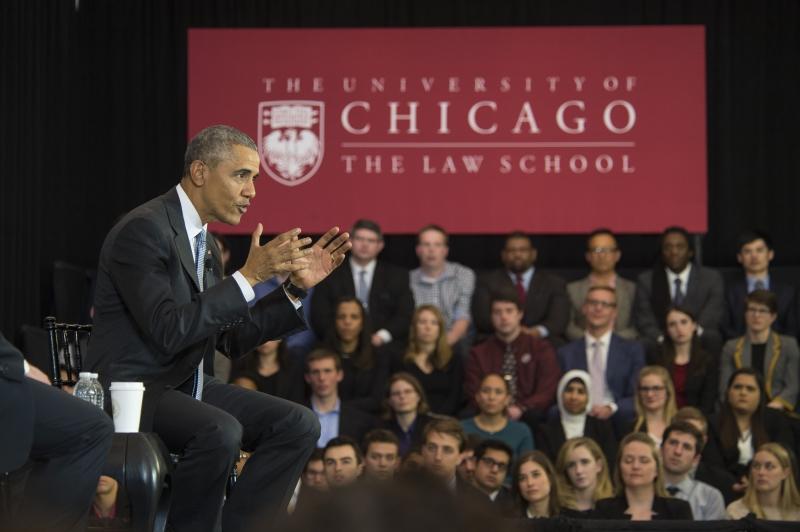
[
  {"xmin": 214, "ymin": 221, "xmax": 800, "ymax": 359},
  {"xmin": 287, "ymin": 417, "xmax": 800, "ymax": 522}
]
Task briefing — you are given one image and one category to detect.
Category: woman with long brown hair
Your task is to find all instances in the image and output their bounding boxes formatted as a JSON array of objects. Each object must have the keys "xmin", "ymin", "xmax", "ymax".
[
  {"xmin": 379, "ymin": 372, "xmax": 434, "ymax": 457},
  {"xmin": 512, "ymin": 451, "xmax": 560, "ymax": 518}
]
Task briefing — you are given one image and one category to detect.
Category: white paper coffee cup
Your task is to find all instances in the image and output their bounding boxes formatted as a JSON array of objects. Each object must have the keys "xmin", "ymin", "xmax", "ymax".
[{"xmin": 109, "ymin": 382, "xmax": 145, "ymax": 433}]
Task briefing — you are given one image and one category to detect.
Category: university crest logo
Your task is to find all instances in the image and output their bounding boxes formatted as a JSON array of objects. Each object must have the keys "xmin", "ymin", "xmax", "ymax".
[{"xmin": 258, "ymin": 100, "xmax": 324, "ymax": 187}]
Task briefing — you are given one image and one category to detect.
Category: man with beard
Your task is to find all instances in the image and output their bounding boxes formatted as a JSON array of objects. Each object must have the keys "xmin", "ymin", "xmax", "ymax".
[{"xmin": 472, "ymin": 232, "xmax": 569, "ymax": 346}]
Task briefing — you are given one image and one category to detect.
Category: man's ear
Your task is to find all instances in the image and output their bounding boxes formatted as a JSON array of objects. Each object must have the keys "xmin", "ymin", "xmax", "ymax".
[{"xmin": 188, "ymin": 159, "xmax": 206, "ymax": 186}]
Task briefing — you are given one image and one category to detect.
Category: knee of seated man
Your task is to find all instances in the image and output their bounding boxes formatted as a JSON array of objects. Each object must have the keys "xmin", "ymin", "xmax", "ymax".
[{"xmin": 198, "ymin": 415, "xmax": 244, "ymax": 458}]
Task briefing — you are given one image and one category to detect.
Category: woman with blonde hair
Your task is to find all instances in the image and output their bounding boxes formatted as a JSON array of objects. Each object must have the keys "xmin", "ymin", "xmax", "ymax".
[
  {"xmin": 594, "ymin": 432, "xmax": 692, "ymax": 520},
  {"xmin": 390, "ymin": 304, "xmax": 463, "ymax": 415},
  {"xmin": 631, "ymin": 365, "xmax": 678, "ymax": 446},
  {"xmin": 726, "ymin": 443, "xmax": 800, "ymax": 521},
  {"xmin": 512, "ymin": 451, "xmax": 560, "ymax": 518},
  {"xmin": 555, "ymin": 437, "xmax": 614, "ymax": 517}
]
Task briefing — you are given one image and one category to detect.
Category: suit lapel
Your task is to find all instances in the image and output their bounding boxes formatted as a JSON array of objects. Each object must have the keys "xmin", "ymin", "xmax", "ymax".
[{"xmin": 164, "ymin": 188, "xmax": 202, "ymax": 292}]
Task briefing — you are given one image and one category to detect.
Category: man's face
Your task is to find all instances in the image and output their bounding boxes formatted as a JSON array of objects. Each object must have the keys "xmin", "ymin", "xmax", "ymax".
[
  {"xmin": 581, "ymin": 289, "xmax": 617, "ymax": 332},
  {"xmin": 194, "ymin": 144, "xmax": 259, "ymax": 225},
  {"xmin": 501, "ymin": 237, "xmax": 536, "ymax": 273},
  {"xmin": 422, "ymin": 431, "xmax": 462, "ymax": 481},
  {"xmin": 302, "ymin": 459, "xmax": 328, "ymax": 490},
  {"xmin": 744, "ymin": 302, "xmax": 777, "ymax": 335},
  {"xmin": 585, "ymin": 233, "xmax": 620, "ymax": 275},
  {"xmin": 661, "ymin": 231, "xmax": 693, "ymax": 272},
  {"xmin": 490, "ymin": 301, "xmax": 523, "ymax": 337},
  {"xmin": 96, "ymin": 475, "xmax": 118, "ymax": 496},
  {"xmin": 474, "ymin": 449, "xmax": 511, "ymax": 494},
  {"xmin": 324, "ymin": 445, "xmax": 363, "ymax": 488},
  {"xmin": 364, "ymin": 442, "xmax": 399, "ymax": 480},
  {"xmin": 416, "ymin": 229, "xmax": 448, "ymax": 270},
  {"xmin": 350, "ymin": 228, "xmax": 384, "ymax": 263},
  {"xmin": 662, "ymin": 431, "xmax": 699, "ymax": 477},
  {"xmin": 456, "ymin": 450, "xmax": 476, "ymax": 483},
  {"xmin": 305, "ymin": 358, "xmax": 343, "ymax": 399},
  {"xmin": 737, "ymin": 239, "xmax": 773, "ymax": 276}
]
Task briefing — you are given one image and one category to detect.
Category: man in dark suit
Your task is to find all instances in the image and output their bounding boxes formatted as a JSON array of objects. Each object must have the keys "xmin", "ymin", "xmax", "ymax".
[
  {"xmin": 634, "ymin": 226, "xmax": 725, "ymax": 356},
  {"xmin": 1, "ymin": 333, "xmax": 113, "ymax": 531},
  {"xmin": 472, "ymin": 231, "xmax": 569, "ymax": 346},
  {"xmin": 311, "ymin": 219, "xmax": 414, "ymax": 352},
  {"xmin": 85, "ymin": 125, "xmax": 350, "ymax": 532},
  {"xmin": 558, "ymin": 286, "xmax": 645, "ymax": 434},
  {"xmin": 304, "ymin": 349, "xmax": 374, "ymax": 447},
  {"xmin": 723, "ymin": 230, "xmax": 797, "ymax": 340},
  {"xmin": 472, "ymin": 439, "xmax": 516, "ymax": 515}
]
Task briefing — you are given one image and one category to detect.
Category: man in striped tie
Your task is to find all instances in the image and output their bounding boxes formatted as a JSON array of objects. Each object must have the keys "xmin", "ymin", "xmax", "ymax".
[{"xmin": 87, "ymin": 125, "xmax": 351, "ymax": 532}]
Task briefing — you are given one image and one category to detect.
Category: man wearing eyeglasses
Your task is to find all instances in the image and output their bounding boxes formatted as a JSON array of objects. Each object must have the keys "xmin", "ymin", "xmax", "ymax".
[
  {"xmin": 558, "ymin": 286, "xmax": 645, "ymax": 435},
  {"xmin": 311, "ymin": 219, "xmax": 414, "ymax": 351},
  {"xmin": 566, "ymin": 229, "xmax": 638, "ymax": 341},
  {"xmin": 472, "ymin": 439, "xmax": 516, "ymax": 515}
]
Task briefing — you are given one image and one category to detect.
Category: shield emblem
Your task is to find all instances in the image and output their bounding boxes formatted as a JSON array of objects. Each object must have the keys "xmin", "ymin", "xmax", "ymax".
[{"xmin": 258, "ymin": 100, "xmax": 324, "ymax": 187}]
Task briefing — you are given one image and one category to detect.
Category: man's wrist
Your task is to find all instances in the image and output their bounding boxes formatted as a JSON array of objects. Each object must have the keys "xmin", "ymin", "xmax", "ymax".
[{"xmin": 282, "ymin": 277, "xmax": 308, "ymax": 300}]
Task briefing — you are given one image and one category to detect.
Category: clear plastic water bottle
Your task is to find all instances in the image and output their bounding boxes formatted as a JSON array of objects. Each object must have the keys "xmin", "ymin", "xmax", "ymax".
[{"xmin": 74, "ymin": 371, "xmax": 104, "ymax": 410}]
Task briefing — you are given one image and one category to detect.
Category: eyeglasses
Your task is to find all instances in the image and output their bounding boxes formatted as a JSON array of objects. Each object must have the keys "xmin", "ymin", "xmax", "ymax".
[
  {"xmin": 588, "ymin": 247, "xmax": 618, "ymax": 255},
  {"xmin": 745, "ymin": 307, "xmax": 773, "ymax": 316},
  {"xmin": 479, "ymin": 456, "xmax": 509, "ymax": 471},
  {"xmin": 638, "ymin": 385, "xmax": 666, "ymax": 393},
  {"xmin": 352, "ymin": 235, "xmax": 381, "ymax": 244},
  {"xmin": 585, "ymin": 299, "xmax": 616, "ymax": 309}
]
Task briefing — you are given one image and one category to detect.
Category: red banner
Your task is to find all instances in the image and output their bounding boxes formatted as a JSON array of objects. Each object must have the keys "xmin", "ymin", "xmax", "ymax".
[{"xmin": 188, "ymin": 27, "xmax": 706, "ymax": 234}]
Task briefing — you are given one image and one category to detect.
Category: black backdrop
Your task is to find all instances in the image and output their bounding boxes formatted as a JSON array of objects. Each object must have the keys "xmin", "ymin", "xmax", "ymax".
[{"xmin": 2, "ymin": 0, "xmax": 799, "ymax": 342}]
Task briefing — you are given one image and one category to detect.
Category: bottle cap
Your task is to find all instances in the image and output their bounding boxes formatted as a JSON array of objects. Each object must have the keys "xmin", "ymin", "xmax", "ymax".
[{"xmin": 79, "ymin": 371, "xmax": 92, "ymax": 379}]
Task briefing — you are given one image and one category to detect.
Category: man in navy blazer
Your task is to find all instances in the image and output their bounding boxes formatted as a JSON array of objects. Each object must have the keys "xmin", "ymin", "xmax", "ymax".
[
  {"xmin": 722, "ymin": 230, "xmax": 797, "ymax": 340},
  {"xmin": 558, "ymin": 286, "xmax": 645, "ymax": 434},
  {"xmin": 1, "ymin": 333, "xmax": 113, "ymax": 531}
]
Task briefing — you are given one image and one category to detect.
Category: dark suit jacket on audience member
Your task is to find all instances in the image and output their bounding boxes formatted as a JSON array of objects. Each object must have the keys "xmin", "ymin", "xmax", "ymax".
[
  {"xmin": 310, "ymin": 260, "xmax": 414, "ymax": 346},
  {"xmin": 339, "ymin": 402, "xmax": 375, "ymax": 445},
  {"xmin": 389, "ymin": 353, "xmax": 463, "ymax": 416},
  {"xmin": 229, "ymin": 354, "xmax": 305, "ymax": 403},
  {"xmin": 557, "ymin": 334, "xmax": 645, "ymax": 427},
  {"xmin": 535, "ymin": 415, "xmax": 618, "ymax": 466},
  {"xmin": 723, "ymin": 276, "xmax": 797, "ymax": 340},
  {"xmin": 634, "ymin": 265, "xmax": 724, "ymax": 352},
  {"xmin": 592, "ymin": 495, "xmax": 693, "ymax": 520},
  {"xmin": 380, "ymin": 413, "xmax": 434, "ymax": 457},
  {"xmin": 472, "ymin": 268, "xmax": 570, "ymax": 345}
]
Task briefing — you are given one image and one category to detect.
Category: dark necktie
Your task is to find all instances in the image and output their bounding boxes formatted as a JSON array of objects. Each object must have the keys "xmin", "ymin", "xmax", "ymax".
[
  {"xmin": 666, "ymin": 486, "xmax": 680, "ymax": 496},
  {"xmin": 673, "ymin": 278, "xmax": 685, "ymax": 305},
  {"xmin": 753, "ymin": 279, "xmax": 766, "ymax": 291},
  {"xmin": 502, "ymin": 343, "xmax": 518, "ymax": 401},
  {"xmin": 515, "ymin": 274, "xmax": 526, "ymax": 306},
  {"xmin": 192, "ymin": 230, "xmax": 206, "ymax": 400}
]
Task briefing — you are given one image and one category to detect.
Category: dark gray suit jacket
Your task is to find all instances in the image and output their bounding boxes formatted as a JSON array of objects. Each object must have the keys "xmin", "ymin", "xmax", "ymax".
[
  {"xmin": 86, "ymin": 187, "xmax": 305, "ymax": 430},
  {"xmin": 0, "ymin": 333, "xmax": 33, "ymax": 472},
  {"xmin": 634, "ymin": 264, "xmax": 724, "ymax": 344}
]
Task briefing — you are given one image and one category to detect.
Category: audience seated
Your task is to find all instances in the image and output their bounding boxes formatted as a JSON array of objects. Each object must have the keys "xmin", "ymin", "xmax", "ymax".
[
  {"xmin": 558, "ymin": 286, "xmax": 645, "ymax": 435},
  {"xmin": 710, "ymin": 368, "xmax": 794, "ymax": 495},
  {"xmin": 593, "ymin": 432, "xmax": 693, "ymax": 520},
  {"xmin": 653, "ymin": 306, "xmax": 718, "ymax": 414},
  {"xmin": 290, "ymin": 449, "xmax": 327, "ymax": 514},
  {"xmin": 473, "ymin": 231, "xmax": 569, "ymax": 345},
  {"xmin": 630, "ymin": 366, "xmax": 678, "ymax": 447},
  {"xmin": 390, "ymin": 305, "xmax": 463, "ymax": 416},
  {"xmin": 456, "ymin": 434, "xmax": 483, "ymax": 485},
  {"xmin": 229, "ymin": 339, "xmax": 304, "ymax": 402},
  {"xmin": 461, "ymin": 373, "xmax": 534, "ymax": 459},
  {"xmin": 379, "ymin": 372, "xmax": 434, "ymax": 457},
  {"xmin": 88, "ymin": 475, "xmax": 130, "ymax": 528},
  {"xmin": 303, "ymin": 349, "xmax": 375, "ymax": 448},
  {"xmin": 567, "ymin": 229, "xmax": 638, "ymax": 341},
  {"xmin": 660, "ymin": 421, "xmax": 726, "ymax": 520},
  {"xmin": 634, "ymin": 226, "xmax": 725, "ymax": 357},
  {"xmin": 410, "ymin": 224, "xmax": 476, "ymax": 355},
  {"xmin": 723, "ymin": 230, "xmax": 797, "ymax": 340},
  {"xmin": 511, "ymin": 450, "xmax": 561, "ymax": 518},
  {"xmin": 320, "ymin": 297, "xmax": 390, "ymax": 413},
  {"xmin": 311, "ymin": 219, "xmax": 414, "ymax": 353},
  {"xmin": 720, "ymin": 289, "xmax": 799, "ymax": 412},
  {"xmin": 362, "ymin": 429, "xmax": 400, "ymax": 481},
  {"xmin": 471, "ymin": 439, "xmax": 516, "ymax": 514},
  {"xmin": 555, "ymin": 437, "xmax": 614, "ymax": 517},
  {"xmin": 726, "ymin": 443, "xmax": 800, "ymax": 520},
  {"xmin": 537, "ymin": 370, "xmax": 617, "ymax": 465},
  {"xmin": 323, "ymin": 437, "xmax": 365, "ymax": 488},
  {"xmin": 253, "ymin": 274, "xmax": 317, "ymax": 357},
  {"xmin": 466, "ymin": 290, "xmax": 560, "ymax": 429}
]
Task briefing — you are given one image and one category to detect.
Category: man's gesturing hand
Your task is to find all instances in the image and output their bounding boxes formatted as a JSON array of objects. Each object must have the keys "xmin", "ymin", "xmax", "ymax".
[
  {"xmin": 239, "ymin": 224, "xmax": 312, "ymax": 286},
  {"xmin": 290, "ymin": 227, "xmax": 351, "ymax": 289}
]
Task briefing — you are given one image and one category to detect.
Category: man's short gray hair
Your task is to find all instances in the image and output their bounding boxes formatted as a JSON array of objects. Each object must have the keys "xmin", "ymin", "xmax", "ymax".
[{"xmin": 182, "ymin": 125, "xmax": 257, "ymax": 177}]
